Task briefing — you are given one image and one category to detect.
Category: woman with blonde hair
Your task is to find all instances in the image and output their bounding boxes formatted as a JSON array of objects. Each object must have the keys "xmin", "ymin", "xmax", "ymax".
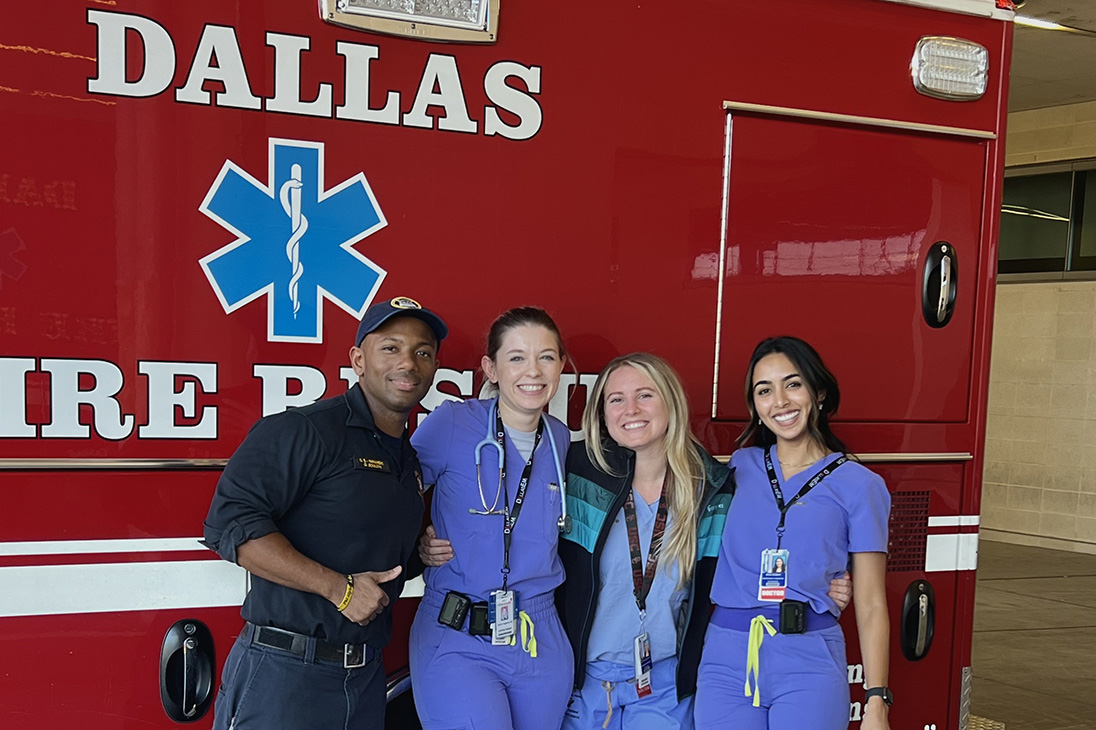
[{"xmin": 555, "ymin": 353, "xmax": 849, "ymax": 729}]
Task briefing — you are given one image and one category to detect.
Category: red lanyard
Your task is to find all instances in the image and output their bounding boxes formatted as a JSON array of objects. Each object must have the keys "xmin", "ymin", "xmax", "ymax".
[{"xmin": 622, "ymin": 473, "xmax": 669, "ymax": 614}]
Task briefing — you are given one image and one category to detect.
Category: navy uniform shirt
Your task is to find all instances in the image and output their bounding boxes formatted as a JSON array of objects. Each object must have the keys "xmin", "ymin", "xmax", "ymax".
[{"xmin": 203, "ymin": 384, "xmax": 425, "ymax": 647}]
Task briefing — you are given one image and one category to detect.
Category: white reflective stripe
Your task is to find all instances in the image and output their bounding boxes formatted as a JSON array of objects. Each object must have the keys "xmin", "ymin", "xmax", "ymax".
[
  {"xmin": 400, "ymin": 574, "xmax": 425, "ymax": 599},
  {"xmin": 0, "ymin": 537, "xmax": 206, "ymax": 556},
  {"xmin": 925, "ymin": 533, "xmax": 979, "ymax": 572},
  {"xmin": 0, "ymin": 560, "xmax": 248, "ymax": 618},
  {"xmin": 927, "ymin": 515, "xmax": 981, "ymax": 528}
]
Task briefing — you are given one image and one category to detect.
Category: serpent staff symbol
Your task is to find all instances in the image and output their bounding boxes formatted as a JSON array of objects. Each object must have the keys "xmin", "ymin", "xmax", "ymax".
[{"xmin": 279, "ymin": 163, "xmax": 308, "ymax": 318}]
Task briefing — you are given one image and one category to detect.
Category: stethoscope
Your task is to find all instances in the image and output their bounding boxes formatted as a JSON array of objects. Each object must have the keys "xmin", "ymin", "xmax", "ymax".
[{"xmin": 471, "ymin": 399, "xmax": 571, "ymax": 533}]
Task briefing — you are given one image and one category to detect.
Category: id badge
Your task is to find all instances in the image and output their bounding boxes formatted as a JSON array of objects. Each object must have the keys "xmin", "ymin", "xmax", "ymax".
[
  {"xmin": 757, "ymin": 548, "xmax": 790, "ymax": 602},
  {"xmin": 491, "ymin": 589, "xmax": 516, "ymax": 645},
  {"xmin": 633, "ymin": 632, "xmax": 653, "ymax": 698}
]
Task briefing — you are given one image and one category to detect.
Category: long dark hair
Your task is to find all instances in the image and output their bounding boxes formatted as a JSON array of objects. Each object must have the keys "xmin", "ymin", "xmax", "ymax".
[{"xmin": 736, "ymin": 336, "xmax": 849, "ymax": 455}]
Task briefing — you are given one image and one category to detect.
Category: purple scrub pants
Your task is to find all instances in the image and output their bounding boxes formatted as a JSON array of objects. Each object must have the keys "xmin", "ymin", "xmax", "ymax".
[
  {"xmin": 410, "ymin": 588, "xmax": 574, "ymax": 730},
  {"xmin": 562, "ymin": 657, "xmax": 693, "ymax": 730},
  {"xmin": 694, "ymin": 621, "xmax": 850, "ymax": 730}
]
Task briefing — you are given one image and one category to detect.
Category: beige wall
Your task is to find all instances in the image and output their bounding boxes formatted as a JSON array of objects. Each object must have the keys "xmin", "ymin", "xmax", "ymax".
[
  {"xmin": 981, "ymin": 101, "xmax": 1096, "ymax": 554},
  {"xmin": 1006, "ymin": 100, "xmax": 1096, "ymax": 167},
  {"xmin": 982, "ymin": 283, "xmax": 1096, "ymax": 553}
]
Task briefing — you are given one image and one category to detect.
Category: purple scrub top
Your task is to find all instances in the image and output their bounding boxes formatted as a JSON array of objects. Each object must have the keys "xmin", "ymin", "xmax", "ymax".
[
  {"xmin": 411, "ymin": 398, "xmax": 568, "ymax": 602},
  {"xmin": 711, "ymin": 447, "xmax": 890, "ymax": 617}
]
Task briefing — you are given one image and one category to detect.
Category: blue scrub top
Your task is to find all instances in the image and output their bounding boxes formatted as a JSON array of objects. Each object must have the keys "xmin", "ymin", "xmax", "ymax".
[
  {"xmin": 711, "ymin": 447, "xmax": 890, "ymax": 617},
  {"xmin": 411, "ymin": 398, "xmax": 568, "ymax": 602},
  {"xmin": 585, "ymin": 490, "xmax": 687, "ymax": 668}
]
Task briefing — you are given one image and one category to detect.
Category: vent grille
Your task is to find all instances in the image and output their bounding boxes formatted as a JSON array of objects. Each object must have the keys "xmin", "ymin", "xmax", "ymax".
[{"xmin": 887, "ymin": 490, "xmax": 929, "ymax": 572}]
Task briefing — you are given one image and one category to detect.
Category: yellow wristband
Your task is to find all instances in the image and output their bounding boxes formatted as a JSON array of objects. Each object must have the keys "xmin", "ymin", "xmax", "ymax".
[{"xmin": 336, "ymin": 574, "xmax": 354, "ymax": 612}]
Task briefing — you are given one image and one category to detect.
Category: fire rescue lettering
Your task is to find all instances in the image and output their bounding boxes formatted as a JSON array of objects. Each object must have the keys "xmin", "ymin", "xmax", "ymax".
[
  {"xmin": 0, "ymin": 360, "xmax": 593, "ymax": 441},
  {"xmin": 86, "ymin": 10, "xmax": 544, "ymax": 142}
]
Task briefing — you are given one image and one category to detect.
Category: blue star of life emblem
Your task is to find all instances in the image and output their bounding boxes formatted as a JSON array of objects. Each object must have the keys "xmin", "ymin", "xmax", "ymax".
[{"xmin": 199, "ymin": 138, "xmax": 387, "ymax": 343}]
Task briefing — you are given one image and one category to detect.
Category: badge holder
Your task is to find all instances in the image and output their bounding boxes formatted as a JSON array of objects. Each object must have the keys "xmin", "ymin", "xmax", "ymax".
[
  {"xmin": 757, "ymin": 548, "xmax": 790, "ymax": 602},
  {"xmin": 489, "ymin": 589, "xmax": 517, "ymax": 645},
  {"xmin": 633, "ymin": 631, "xmax": 653, "ymax": 698}
]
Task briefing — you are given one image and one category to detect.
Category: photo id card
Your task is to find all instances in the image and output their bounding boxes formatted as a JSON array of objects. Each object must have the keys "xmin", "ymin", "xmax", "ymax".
[
  {"xmin": 491, "ymin": 589, "xmax": 516, "ymax": 645},
  {"xmin": 757, "ymin": 548, "xmax": 790, "ymax": 602},
  {"xmin": 633, "ymin": 632, "xmax": 653, "ymax": 698}
]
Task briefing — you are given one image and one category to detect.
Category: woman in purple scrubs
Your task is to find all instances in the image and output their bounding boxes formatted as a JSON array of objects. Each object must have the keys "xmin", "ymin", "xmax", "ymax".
[
  {"xmin": 694, "ymin": 337, "xmax": 892, "ymax": 730},
  {"xmin": 409, "ymin": 306, "xmax": 574, "ymax": 730}
]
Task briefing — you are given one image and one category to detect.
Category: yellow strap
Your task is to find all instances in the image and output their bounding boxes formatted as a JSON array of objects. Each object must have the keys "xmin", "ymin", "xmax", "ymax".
[
  {"xmin": 335, "ymin": 575, "xmax": 354, "ymax": 613},
  {"xmin": 507, "ymin": 611, "xmax": 537, "ymax": 658},
  {"xmin": 744, "ymin": 615, "xmax": 777, "ymax": 707},
  {"xmin": 601, "ymin": 681, "xmax": 614, "ymax": 729}
]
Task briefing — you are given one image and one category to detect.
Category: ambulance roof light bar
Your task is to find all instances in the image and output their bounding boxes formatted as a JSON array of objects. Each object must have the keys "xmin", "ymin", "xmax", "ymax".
[
  {"xmin": 910, "ymin": 36, "xmax": 989, "ymax": 101},
  {"xmin": 320, "ymin": 0, "xmax": 500, "ymax": 43}
]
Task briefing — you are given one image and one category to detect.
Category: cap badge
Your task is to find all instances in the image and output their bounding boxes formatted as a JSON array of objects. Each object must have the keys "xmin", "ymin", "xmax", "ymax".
[{"xmin": 390, "ymin": 297, "xmax": 422, "ymax": 310}]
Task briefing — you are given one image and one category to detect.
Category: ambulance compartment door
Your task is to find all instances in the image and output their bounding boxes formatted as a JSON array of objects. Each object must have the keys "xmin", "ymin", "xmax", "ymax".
[{"xmin": 713, "ymin": 109, "xmax": 988, "ymax": 425}]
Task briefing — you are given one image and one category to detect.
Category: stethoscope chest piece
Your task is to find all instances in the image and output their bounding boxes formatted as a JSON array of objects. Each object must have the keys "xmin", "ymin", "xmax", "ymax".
[{"xmin": 558, "ymin": 514, "xmax": 572, "ymax": 534}]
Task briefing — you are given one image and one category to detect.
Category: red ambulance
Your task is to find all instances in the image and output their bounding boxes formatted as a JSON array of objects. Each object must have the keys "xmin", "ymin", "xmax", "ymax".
[{"xmin": 0, "ymin": 0, "xmax": 1013, "ymax": 727}]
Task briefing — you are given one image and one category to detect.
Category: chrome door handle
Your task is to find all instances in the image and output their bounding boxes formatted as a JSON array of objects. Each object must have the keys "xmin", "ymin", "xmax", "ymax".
[
  {"xmin": 937, "ymin": 252, "xmax": 951, "ymax": 323},
  {"xmin": 915, "ymin": 593, "xmax": 929, "ymax": 655}
]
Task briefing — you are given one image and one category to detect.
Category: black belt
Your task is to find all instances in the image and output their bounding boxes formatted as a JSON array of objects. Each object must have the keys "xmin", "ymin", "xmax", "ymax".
[{"xmin": 246, "ymin": 623, "xmax": 379, "ymax": 669}]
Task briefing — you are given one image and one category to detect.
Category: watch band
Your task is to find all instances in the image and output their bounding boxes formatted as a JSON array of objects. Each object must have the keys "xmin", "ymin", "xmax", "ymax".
[{"xmin": 864, "ymin": 687, "xmax": 893, "ymax": 706}]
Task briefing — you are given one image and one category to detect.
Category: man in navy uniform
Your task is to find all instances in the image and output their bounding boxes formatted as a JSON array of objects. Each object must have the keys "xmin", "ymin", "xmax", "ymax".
[{"xmin": 204, "ymin": 296, "xmax": 447, "ymax": 729}]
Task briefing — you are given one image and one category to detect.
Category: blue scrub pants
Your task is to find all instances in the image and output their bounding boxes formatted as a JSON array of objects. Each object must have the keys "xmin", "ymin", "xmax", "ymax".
[
  {"xmin": 693, "ymin": 621, "xmax": 849, "ymax": 730},
  {"xmin": 410, "ymin": 588, "xmax": 574, "ymax": 730},
  {"xmin": 212, "ymin": 624, "xmax": 386, "ymax": 730},
  {"xmin": 562, "ymin": 657, "xmax": 693, "ymax": 730}
]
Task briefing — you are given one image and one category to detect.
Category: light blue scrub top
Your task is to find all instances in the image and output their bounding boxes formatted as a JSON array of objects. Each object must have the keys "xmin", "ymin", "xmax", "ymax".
[
  {"xmin": 585, "ymin": 490, "xmax": 688, "ymax": 669},
  {"xmin": 711, "ymin": 447, "xmax": 890, "ymax": 616},
  {"xmin": 411, "ymin": 398, "xmax": 568, "ymax": 602}
]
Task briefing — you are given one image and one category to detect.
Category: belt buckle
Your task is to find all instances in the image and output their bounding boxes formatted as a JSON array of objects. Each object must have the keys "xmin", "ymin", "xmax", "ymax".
[{"xmin": 343, "ymin": 643, "xmax": 366, "ymax": 669}]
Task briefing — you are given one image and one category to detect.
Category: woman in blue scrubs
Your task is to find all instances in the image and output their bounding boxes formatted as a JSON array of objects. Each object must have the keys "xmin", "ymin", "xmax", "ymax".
[
  {"xmin": 556, "ymin": 353, "xmax": 733, "ymax": 730},
  {"xmin": 693, "ymin": 337, "xmax": 892, "ymax": 730},
  {"xmin": 556, "ymin": 353, "xmax": 851, "ymax": 730},
  {"xmin": 409, "ymin": 306, "xmax": 574, "ymax": 730}
]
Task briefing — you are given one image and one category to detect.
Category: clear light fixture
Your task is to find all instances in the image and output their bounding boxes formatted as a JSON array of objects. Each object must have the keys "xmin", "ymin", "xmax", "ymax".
[
  {"xmin": 911, "ymin": 36, "xmax": 989, "ymax": 101},
  {"xmin": 320, "ymin": 0, "xmax": 499, "ymax": 43}
]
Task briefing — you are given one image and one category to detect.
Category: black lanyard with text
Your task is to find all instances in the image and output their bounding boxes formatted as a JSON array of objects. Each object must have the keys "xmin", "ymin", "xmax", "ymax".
[
  {"xmin": 497, "ymin": 409, "xmax": 543, "ymax": 590},
  {"xmin": 764, "ymin": 446, "xmax": 848, "ymax": 549},
  {"xmin": 622, "ymin": 473, "xmax": 669, "ymax": 616}
]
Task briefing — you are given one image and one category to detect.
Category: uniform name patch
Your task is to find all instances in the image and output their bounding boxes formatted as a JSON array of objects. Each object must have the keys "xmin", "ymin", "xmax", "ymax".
[{"xmin": 354, "ymin": 457, "xmax": 390, "ymax": 473}]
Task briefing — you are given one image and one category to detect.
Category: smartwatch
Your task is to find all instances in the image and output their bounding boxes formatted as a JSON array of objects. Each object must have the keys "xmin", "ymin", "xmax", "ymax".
[{"xmin": 864, "ymin": 687, "xmax": 894, "ymax": 706}]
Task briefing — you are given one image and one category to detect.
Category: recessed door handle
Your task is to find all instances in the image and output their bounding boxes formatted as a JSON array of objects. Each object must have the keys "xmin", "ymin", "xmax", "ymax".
[
  {"xmin": 160, "ymin": 620, "xmax": 215, "ymax": 722},
  {"xmin": 922, "ymin": 241, "xmax": 958, "ymax": 328}
]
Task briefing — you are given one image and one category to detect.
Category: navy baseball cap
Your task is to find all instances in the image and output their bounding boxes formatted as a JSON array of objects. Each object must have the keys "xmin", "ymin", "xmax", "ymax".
[{"xmin": 355, "ymin": 296, "xmax": 448, "ymax": 346}]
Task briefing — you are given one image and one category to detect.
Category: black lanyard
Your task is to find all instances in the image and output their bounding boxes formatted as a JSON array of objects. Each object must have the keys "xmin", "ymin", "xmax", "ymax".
[
  {"xmin": 496, "ymin": 408, "xmax": 543, "ymax": 590},
  {"xmin": 622, "ymin": 473, "xmax": 669, "ymax": 616},
  {"xmin": 763, "ymin": 446, "xmax": 847, "ymax": 549}
]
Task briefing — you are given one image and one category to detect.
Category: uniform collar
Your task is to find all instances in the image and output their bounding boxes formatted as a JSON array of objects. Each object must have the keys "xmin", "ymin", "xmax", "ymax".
[
  {"xmin": 596, "ymin": 437, "xmax": 635, "ymax": 474},
  {"xmin": 344, "ymin": 383, "xmax": 408, "ymax": 439}
]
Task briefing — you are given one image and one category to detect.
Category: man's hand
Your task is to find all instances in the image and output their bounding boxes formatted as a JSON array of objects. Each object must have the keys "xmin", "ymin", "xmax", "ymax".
[
  {"xmin": 419, "ymin": 525, "xmax": 455, "ymax": 567},
  {"xmin": 829, "ymin": 571, "xmax": 853, "ymax": 611},
  {"xmin": 338, "ymin": 566, "xmax": 403, "ymax": 625}
]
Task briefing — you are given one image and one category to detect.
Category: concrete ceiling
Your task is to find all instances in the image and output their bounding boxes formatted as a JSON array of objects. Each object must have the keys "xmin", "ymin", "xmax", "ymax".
[{"xmin": 1009, "ymin": 0, "xmax": 1096, "ymax": 111}]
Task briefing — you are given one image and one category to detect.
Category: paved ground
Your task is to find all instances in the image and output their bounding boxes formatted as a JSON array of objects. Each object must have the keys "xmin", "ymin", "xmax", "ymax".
[{"xmin": 972, "ymin": 540, "xmax": 1096, "ymax": 730}]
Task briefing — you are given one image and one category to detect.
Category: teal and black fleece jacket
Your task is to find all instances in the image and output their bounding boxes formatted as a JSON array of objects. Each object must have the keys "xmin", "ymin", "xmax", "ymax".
[{"xmin": 554, "ymin": 439, "xmax": 735, "ymax": 701}]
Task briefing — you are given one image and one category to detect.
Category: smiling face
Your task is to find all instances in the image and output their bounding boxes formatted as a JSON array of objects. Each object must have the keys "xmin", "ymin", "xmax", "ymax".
[
  {"xmin": 750, "ymin": 352, "xmax": 820, "ymax": 449},
  {"xmin": 602, "ymin": 364, "xmax": 670, "ymax": 457},
  {"xmin": 350, "ymin": 315, "xmax": 438, "ymax": 434},
  {"xmin": 482, "ymin": 324, "xmax": 564, "ymax": 427}
]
